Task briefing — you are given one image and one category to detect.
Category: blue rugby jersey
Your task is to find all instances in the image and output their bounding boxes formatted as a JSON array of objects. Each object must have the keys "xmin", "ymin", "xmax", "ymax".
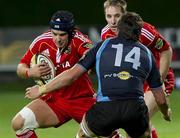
[{"xmin": 78, "ymin": 36, "xmax": 162, "ymax": 102}]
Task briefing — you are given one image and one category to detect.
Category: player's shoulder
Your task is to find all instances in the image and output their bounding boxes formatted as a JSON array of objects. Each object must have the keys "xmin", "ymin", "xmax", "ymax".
[
  {"xmin": 70, "ymin": 30, "xmax": 93, "ymax": 53},
  {"xmin": 101, "ymin": 25, "xmax": 116, "ymax": 40},
  {"xmin": 101, "ymin": 25, "xmax": 112, "ymax": 39},
  {"xmin": 34, "ymin": 31, "xmax": 52, "ymax": 42},
  {"xmin": 137, "ymin": 42, "xmax": 151, "ymax": 52},
  {"xmin": 29, "ymin": 31, "xmax": 53, "ymax": 49},
  {"xmin": 140, "ymin": 22, "xmax": 158, "ymax": 43},
  {"xmin": 101, "ymin": 24, "xmax": 110, "ymax": 34},
  {"xmin": 72, "ymin": 30, "xmax": 92, "ymax": 44},
  {"xmin": 143, "ymin": 22, "xmax": 155, "ymax": 28},
  {"xmin": 142, "ymin": 22, "xmax": 157, "ymax": 35}
]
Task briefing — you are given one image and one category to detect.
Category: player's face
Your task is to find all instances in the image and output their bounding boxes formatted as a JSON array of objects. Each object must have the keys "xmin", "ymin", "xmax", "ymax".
[
  {"xmin": 105, "ymin": 6, "xmax": 123, "ymax": 32},
  {"xmin": 51, "ymin": 29, "xmax": 69, "ymax": 49}
]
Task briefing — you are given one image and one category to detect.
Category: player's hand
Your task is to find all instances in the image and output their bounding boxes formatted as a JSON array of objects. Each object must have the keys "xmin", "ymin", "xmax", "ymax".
[
  {"xmin": 29, "ymin": 63, "xmax": 52, "ymax": 79},
  {"xmin": 25, "ymin": 85, "xmax": 41, "ymax": 100},
  {"xmin": 163, "ymin": 108, "xmax": 172, "ymax": 121}
]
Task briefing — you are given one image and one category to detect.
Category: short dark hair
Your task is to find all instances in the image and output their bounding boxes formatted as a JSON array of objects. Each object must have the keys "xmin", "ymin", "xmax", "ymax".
[
  {"xmin": 49, "ymin": 10, "xmax": 75, "ymax": 34},
  {"xmin": 118, "ymin": 12, "xmax": 143, "ymax": 41}
]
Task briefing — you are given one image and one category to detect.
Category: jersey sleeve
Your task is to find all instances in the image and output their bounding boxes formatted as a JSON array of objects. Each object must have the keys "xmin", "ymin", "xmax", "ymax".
[
  {"xmin": 140, "ymin": 22, "xmax": 171, "ymax": 52},
  {"xmin": 78, "ymin": 42, "xmax": 102, "ymax": 71},
  {"xmin": 146, "ymin": 54, "xmax": 163, "ymax": 88},
  {"xmin": 72, "ymin": 31, "xmax": 94, "ymax": 56}
]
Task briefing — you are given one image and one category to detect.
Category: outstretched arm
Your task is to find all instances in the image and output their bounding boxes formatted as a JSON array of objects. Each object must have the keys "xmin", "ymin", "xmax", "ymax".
[{"xmin": 25, "ymin": 64, "xmax": 86, "ymax": 99}]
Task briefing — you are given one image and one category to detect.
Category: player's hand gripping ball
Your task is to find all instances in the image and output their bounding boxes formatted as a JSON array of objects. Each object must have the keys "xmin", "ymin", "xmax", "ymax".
[{"xmin": 30, "ymin": 53, "xmax": 56, "ymax": 85}]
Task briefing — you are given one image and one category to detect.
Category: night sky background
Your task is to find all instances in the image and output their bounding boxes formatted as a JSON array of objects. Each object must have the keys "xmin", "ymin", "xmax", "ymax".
[{"xmin": 0, "ymin": 0, "xmax": 179, "ymax": 27}]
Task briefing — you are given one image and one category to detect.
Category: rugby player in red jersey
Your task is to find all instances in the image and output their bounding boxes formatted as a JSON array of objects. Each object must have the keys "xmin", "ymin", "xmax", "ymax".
[
  {"xmin": 101, "ymin": 0, "xmax": 174, "ymax": 138},
  {"xmin": 11, "ymin": 10, "xmax": 96, "ymax": 138}
]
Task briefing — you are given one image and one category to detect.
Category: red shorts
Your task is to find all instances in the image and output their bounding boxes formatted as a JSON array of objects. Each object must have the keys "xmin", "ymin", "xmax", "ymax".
[
  {"xmin": 41, "ymin": 94, "xmax": 95, "ymax": 127},
  {"xmin": 144, "ymin": 67, "xmax": 175, "ymax": 96}
]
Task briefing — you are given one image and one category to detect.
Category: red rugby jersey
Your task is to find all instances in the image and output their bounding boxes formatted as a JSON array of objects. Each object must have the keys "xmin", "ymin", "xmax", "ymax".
[{"xmin": 20, "ymin": 30, "xmax": 95, "ymax": 99}]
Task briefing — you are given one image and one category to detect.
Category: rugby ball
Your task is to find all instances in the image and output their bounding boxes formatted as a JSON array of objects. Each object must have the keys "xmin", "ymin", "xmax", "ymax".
[{"xmin": 30, "ymin": 53, "xmax": 56, "ymax": 85}]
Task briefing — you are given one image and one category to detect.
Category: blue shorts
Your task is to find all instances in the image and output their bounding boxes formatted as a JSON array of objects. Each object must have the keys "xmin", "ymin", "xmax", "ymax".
[{"xmin": 85, "ymin": 99, "xmax": 149, "ymax": 137}]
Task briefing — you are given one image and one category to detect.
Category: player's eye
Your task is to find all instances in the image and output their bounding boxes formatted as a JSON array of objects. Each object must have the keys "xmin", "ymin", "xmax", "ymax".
[
  {"xmin": 106, "ymin": 14, "xmax": 112, "ymax": 18},
  {"xmin": 52, "ymin": 32, "xmax": 57, "ymax": 36},
  {"xmin": 115, "ymin": 14, "xmax": 121, "ymax": 18}
]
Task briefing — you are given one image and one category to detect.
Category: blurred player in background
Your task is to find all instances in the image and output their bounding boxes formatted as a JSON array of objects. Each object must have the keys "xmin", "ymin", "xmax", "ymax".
[
  {"xmin": 25, "ymin": 12, "xmax": 171, "ymax": 138},
  {"xmin": 11, "ymin": 10, "xmax": 96, "ymax": 138},
  {"xmin": 101, "ymin": 0, "xmax": 174, "ymax": 138}
]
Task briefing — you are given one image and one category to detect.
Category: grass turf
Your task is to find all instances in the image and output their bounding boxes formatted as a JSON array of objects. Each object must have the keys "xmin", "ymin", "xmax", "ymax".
[{"xmin": 0, "ymin": 84, "xmax": 180, "ymax": 138}]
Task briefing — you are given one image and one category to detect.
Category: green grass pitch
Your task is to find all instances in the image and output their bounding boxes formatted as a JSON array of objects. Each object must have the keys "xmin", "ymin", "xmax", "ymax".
[{"xmin": 0, "ymin": 84, "xmax": 180, "ymax": 138}]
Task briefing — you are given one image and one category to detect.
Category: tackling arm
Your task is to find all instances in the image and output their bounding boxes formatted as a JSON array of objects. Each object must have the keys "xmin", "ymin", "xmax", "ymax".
[
  {"xmin": 25, "ymin": 64, "xmax": 86, "ymax": 99},
  {"xmin": 43, "ymin": 64, "xmax": 85, "ymax": 93}
]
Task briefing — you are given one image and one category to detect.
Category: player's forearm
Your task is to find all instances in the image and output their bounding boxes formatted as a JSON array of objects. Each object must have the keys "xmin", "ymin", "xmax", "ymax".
[
  {"xmin": 159, "ymin": 48, "xmax": 172, "ymax": 81},
  {"xmin": 43, "ymin": 69, "xmax": 74, "ymax": 93},
  {"xmin": 151, "ymin": 87, "xmax": 169, "ymax": 116},
  {"xmin": 39, "ymin": 65, "xmax": 85, "ymax": 95}
]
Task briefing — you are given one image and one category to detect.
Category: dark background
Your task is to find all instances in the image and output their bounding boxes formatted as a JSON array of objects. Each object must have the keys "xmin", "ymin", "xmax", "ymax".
[{"xmin": 0, "ymin": 0, "xmax": 179, "ymax": 27}]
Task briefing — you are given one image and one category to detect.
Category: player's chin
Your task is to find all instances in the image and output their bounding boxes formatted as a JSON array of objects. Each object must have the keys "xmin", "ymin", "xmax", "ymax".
[
  {"xmin": 110, "ymin": 26, "xmax": 118, "ymax": 31},
  {"xmin": 56, "ymin": 42, "xmax": 65, "ymax": 48},
  {"xmin": 111, "ymin": 25, "xmax": 117, "ymax": 28}
]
